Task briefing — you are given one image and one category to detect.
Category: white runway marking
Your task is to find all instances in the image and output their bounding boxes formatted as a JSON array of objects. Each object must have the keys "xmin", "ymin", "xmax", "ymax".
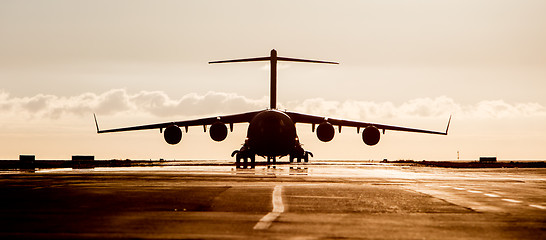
[
  {"xmin": 484, "ymin": 193, "xmax": 500, "ymax": 197},
  {"xmin": 529, "ymin": 204, "xmax": 546, "ymax": 210},
  {"xmin": 501, "ymin": 198, "xmax": 522, "ymax": 203},
  {"xmin": 467, "ymin": 190, "xmax": 482, "ymax": 193},
  {"xmin": 453, "ymin": 187, "xmax": 465, "ymax": 190},
  {"xmin": 254, "ymin": 185, "xmax": 284, "ymax": 230},
  {"xmin": 290, "ymin": 195, "xmax": 349, "ymax": 199}
]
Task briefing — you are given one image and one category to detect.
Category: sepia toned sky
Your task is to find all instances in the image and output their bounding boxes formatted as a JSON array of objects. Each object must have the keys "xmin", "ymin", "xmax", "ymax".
[{"xmin": 1, "ymin": 0, "xmax": 545, "ymax": 161}]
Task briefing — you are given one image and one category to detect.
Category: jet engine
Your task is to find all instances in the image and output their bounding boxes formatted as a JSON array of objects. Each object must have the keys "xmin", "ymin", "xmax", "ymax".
[
  {"xmin": 209, "ymin": 122, "xmax": 228, "ymax": 142},
  {"xmin": 362, "ymin": 126, "xmax": 380, "ymax": 146},
  {"xmin": 316, "ymin": 122, "xmax": 335, "ymax": 142},
  {"xmin": 164, "ymin": 125, "xmax": 182, "ymax": 145}
]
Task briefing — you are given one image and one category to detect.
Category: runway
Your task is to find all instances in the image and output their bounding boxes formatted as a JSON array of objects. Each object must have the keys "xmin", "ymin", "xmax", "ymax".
[{"xmin": 0, "ymin": 162, "xmax": 544, "ymax": 239}]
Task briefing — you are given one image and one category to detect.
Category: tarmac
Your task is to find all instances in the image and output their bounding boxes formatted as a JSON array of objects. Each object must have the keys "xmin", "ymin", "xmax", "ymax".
[{"xmin": 0, "ymin": 162, "xmax": 544, "ymax": 239}]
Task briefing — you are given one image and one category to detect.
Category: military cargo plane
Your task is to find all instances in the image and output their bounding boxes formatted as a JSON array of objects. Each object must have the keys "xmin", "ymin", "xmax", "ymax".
[{"xmin": 95, "ymin": 49, "xmax": 450, "ymax": 165}]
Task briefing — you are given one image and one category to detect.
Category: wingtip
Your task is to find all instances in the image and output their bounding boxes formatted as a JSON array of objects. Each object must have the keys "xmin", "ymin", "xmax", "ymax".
[
  {"xmin": 444, "ymin": 115, "xmax": 452, "ymax": 135},
  {"xmin": 93, "ymin": 113, "xmax": 100, "ymax": 133}
]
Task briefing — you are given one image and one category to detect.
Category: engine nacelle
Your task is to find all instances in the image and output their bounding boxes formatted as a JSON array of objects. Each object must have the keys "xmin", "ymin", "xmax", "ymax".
[
  {"xmin": 362, "ymin": 126, "xmax": 380, "ymax": 146},
  {"xmin": 164, "ymin": 125, "xmax": 182, "ymax": 145},
  {"xmin": 209, "ymin": 122, "xmax": 228, "ymax": 142},
  {"xmin": 316, "ymin": 122, "xmax": 335, "ymax": 142}
]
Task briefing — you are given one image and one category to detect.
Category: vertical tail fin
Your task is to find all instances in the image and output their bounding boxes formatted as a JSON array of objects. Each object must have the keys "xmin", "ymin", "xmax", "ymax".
[{"xmin": 209, "ymin": 49, "xmax": 338, "ymax": 109}]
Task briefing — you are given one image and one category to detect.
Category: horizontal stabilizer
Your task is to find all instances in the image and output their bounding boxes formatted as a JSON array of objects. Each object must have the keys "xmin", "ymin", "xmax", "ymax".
[
  {"xmin": 277, "ymin": 57, "xmax": 338, "ymax": 65},
  {"xmin": 209, "ymin": 57, "xmax": 270, "ymax": 64},
  {"xmin": 209, "ymin": 49, "xmax": 338, "ymax": 65}
]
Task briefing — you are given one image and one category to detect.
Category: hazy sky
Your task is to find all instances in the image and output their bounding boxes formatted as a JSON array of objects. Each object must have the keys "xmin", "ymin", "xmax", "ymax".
[{"xmin": 1, "ymin": 0, "xmax": 545, "ymax": 160}]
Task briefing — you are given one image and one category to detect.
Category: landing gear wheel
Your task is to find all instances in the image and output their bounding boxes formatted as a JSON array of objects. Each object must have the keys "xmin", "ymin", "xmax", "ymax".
[
  {"xmin": 232, "ymin": 150, "xmax": 241, "ymax": 165},
  {"xmin": 236, "ymin": 154, "xmax": 242, "ymax": 166},
  {"xmin": 304, "ymin": 151, "xmax": 313, "ymax": 163}
]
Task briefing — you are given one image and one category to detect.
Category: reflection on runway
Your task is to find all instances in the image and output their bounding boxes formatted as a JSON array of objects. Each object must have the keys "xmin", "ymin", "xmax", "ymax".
[
  {"xmin": 289, "ymin": 167, "xmax": 308, "ymax": 176},
  {"xmin": 0, "ymin": 162, "xmax": 544, "ymax": 239},
  {"xmin": 233, "ymin": 165, "xmax": 309, "ymax": 176}
]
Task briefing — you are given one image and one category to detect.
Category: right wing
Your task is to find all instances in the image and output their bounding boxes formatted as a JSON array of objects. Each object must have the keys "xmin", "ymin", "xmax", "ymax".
[
  {"xmin": 94, "ymin": 110, "xmax": 263, "ymax": 134},
  {"xmin": 285, "ymin": 111, "xmax": 450, "ymax": 135}
]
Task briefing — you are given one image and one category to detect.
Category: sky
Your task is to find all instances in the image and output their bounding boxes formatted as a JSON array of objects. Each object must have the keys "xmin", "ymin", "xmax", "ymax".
[{"xmin": 1, "ymin": 0, "xmax": 545, "ymax": 161}]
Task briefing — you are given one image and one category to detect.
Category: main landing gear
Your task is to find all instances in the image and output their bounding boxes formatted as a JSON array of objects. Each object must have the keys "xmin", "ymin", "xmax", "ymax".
[
  {"xmin": 231, "ymin": 138, "xmax": 313, "ymax": 167},
  {"xmin": 289, "ymin": 151, "xmax": 313, "ymax": 163},
  {"xmin": 231, "ymin": 149, "xmax": 313, "ymax": 167},
  {"xmin": 289, "ymin": 138, "xmax": 312, "ymax": 163},
  {"xmin": 231, "ymin": 150, "xmax": 255, "ymax": 168}
]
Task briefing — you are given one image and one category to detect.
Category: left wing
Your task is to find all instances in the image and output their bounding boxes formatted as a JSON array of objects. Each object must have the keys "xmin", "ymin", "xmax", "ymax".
[
  {"xmin": 94, "ymin": 110, "xmax": 262, "ymax": 134},
  {"xmin": 285, "ymin": 111, "xmax": 451, "ymax": 135}
]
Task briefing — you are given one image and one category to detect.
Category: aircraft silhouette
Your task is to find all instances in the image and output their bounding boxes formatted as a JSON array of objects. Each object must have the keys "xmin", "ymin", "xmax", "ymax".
[{"xmin": 95, "ymin": 49, "xmax": 450, "ymax": 165}]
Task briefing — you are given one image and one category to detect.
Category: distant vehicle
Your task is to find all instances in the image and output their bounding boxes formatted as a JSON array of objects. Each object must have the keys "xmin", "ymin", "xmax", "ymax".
[{"xmin": 95, "ymin": 49, "xmax": 450, "ymax": 165}]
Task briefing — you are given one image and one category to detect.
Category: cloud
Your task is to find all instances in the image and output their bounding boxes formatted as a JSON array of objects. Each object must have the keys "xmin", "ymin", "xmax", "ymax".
[
  {"xmin": 128, "ymin": 90, "xmax": 267, "ymax": 117},
  {"xmin": 285, "ymin": 96, "xmax": 546, "ymax": 120},
  {"xmin": 0, "ymin": 89, "xmax": 267, "ymax": 119},
  {"xmin": 469, "ymin": 100, "xmax": 546, "ymax": 119},
  {"xmin": 1, "ymin": 89, "xmax": 545, "ymax": 120}
]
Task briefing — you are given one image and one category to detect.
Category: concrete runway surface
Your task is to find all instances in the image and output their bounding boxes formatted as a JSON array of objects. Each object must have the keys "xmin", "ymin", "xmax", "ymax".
[{"xmin": 0, "ymin": 162, "xmax": 544, "ymax": 239}]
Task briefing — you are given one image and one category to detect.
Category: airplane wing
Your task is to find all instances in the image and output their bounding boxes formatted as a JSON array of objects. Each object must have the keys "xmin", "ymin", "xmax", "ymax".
[
  {"xmin": 94, "ymin": 110, "xmax": 263, "ymax": 134},
  {"xmin": 285, "ymin": 111, "xmax": 451, "ymax": 135}
]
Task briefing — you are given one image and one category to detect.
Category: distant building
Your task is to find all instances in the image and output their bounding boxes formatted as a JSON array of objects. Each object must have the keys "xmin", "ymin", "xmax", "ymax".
[
  {"xmin": 72, "ymin": 155, "xmax": 94, "ymax": 161},
  {"xmin": 19, "ymin": 155, "xmax": 35, "ymax": 169},
  {"xmin": 479, "ymin": 157, "xmax": 497, "ymax": 163},
  {"xmin": 72, "ymin": 155, "xmax": 95, "ymax": 169},
  {"xmin": 19, "ymin": 155, "xmax": 35, "ymax": 162}
]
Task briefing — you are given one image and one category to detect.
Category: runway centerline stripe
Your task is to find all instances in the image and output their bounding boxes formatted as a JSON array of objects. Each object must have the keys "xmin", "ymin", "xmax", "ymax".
[
  {"xmin": 253, "ymin": 185, "xmax": 284, "ymax": 230},
  {"xmin": 529, "ymin": 204, "xmax": 546, "ymax": 210},
  {"xmin": 501, "ymin": 198, "xmax": 522, "ymax": 203}
]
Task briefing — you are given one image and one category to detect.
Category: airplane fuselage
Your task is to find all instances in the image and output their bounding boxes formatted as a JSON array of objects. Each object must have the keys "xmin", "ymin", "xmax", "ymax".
[{"xmin": 246, "ymin": 109, "xmax": 297, "ymax": 157}]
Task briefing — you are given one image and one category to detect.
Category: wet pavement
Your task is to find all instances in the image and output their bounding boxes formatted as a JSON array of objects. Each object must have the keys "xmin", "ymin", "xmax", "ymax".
[{"xmin": 0, "ymin": 162, "xmax": 544, "ymax": 239}]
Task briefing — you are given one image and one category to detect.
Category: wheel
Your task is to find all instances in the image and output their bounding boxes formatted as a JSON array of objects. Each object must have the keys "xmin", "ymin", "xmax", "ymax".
[
  {"xmin": 250, "ymin": 155, "xmax": 255, "ymax": 168},
  {"xmin": 303, "ymin": 152, "xmax": 309, "ymax": 163},
  {"xmin": 236, "ymin": 153, "xmax": 241, "ymax": 165}
]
